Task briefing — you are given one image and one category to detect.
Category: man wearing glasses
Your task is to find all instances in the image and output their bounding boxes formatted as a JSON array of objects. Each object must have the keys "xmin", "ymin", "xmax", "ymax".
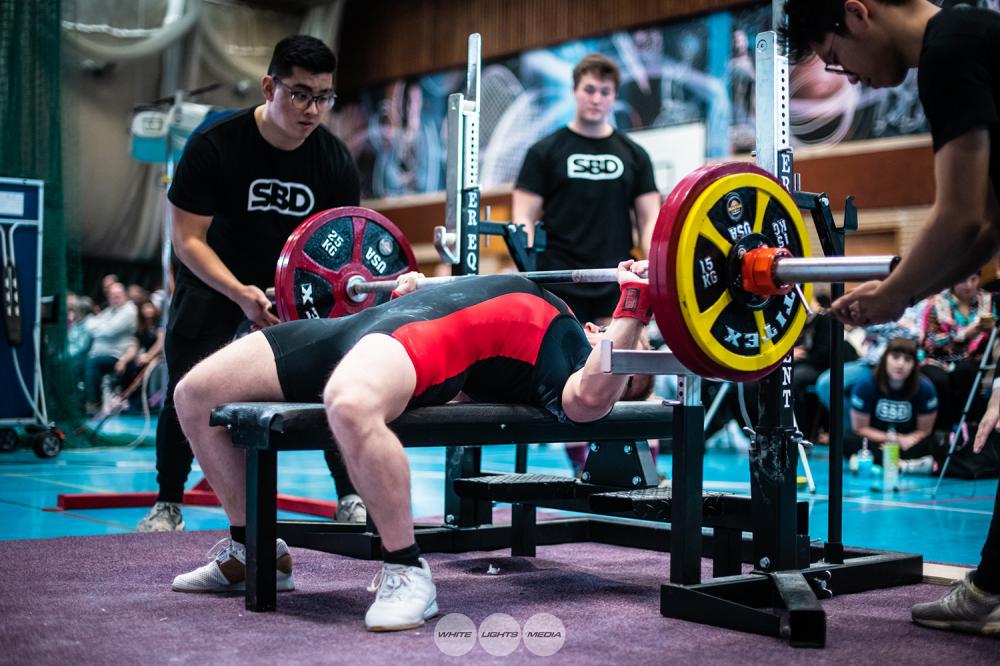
[
  {"xmin": 137, "ymin": 35, "xmax": 363, "ymax": 534},
  {"xmin": 783, "ymin": 0, "xmax": 1000, "ymax": 637}
]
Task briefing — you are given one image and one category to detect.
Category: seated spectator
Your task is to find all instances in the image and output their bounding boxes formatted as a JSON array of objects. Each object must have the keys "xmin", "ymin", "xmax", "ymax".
[
  {"xmin": 922, "ymin": 273, "xmax": 997, "ymax": 432},
  {"xmin": 98, "ymin": 273, "xmax": 118, "ymax": 307},
  {"xmin": 114, "ymin": 299, "xmax": 164, "ymax": 400},
  {"xmin": 126, "ymin": 283, "xmax": 149, "ymax": 307},
  {"xmin": 81, "ymin": 282, "xmax": 137, "ymax": 414},
  {"xmin": 65, "ymin": 293, "xmax": 95, "ymax": 359},
  {"xmin": 815, "ymin": 299, "xmax": 927, "ymax": 432},
  {"xmin": 848, "ymin": 337, "xmax": 939, "ymax": 473}
]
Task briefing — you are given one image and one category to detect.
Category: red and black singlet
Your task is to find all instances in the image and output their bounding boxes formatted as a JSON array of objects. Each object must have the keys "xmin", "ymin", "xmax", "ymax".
[{"xmin": 260, "ymin": 275, "xmax": 593, "ymax": 420}]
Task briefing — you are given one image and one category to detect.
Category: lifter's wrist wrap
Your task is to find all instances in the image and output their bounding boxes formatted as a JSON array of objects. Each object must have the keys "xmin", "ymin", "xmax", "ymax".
[{"xmin": 614, "ymin": 282, "xmax": 652, "ymax": 325}]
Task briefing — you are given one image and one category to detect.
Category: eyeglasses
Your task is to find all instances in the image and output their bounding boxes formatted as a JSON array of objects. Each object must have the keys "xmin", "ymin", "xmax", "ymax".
[
  {"xmin": 823, "ymin": 24, "xmax": 854, "ymax": 77},
  {"xmin": 273, "ymin": 78, "xmax": 337, "ymax": 111}
]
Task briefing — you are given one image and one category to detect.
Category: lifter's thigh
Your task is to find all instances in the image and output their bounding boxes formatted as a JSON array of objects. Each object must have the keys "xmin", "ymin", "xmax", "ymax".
[
  {"xmin": 323, "ymin": 333, "xmax": 417, "ymax": 426},
  {"xmin": 174, "ymin": 330, "xmax": 284, "ymax": 413}
]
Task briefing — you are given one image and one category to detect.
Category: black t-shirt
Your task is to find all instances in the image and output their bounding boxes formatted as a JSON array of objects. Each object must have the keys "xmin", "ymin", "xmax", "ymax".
[
  {"xmin": 167, "ymin": 108, "xmax": 361, "ymax": 291},
  {"xmin": 919, "ymin": 6, "xmax": 1000, "ymax": 197},
  {"xmin": 515, "ymin": 127, "xmax": 657, "ymax": 300}
]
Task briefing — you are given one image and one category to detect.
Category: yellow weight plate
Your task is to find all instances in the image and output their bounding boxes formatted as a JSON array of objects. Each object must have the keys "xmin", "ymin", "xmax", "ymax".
[{"xmin": 673, "ymin": 171, "xmax": 813, "ymax": 374}]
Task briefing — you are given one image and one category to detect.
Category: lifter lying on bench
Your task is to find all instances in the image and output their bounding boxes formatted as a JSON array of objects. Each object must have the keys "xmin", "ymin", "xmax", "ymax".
[{"xmin": 170, "ymin": 259, "xmax": 654, "ymax": 632}]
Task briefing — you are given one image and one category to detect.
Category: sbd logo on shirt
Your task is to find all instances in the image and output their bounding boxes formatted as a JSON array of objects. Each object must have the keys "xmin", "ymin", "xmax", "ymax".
[
  {"xmin": 567, "ymin": 154, "xmax": 624, "ymax": 181},
  {"xmin": 247, "ymin": 179, "xmax": 315, "ymax": 216},
  {"xmin": 875, "ymin": 399, "xmax": 912, "ymax": 423}
]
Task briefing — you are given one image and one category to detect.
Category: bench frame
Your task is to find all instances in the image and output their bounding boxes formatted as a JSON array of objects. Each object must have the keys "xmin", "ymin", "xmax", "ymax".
[{"xmin": 213, "ymin": 395, "xmax": 921, "ymax": 650}]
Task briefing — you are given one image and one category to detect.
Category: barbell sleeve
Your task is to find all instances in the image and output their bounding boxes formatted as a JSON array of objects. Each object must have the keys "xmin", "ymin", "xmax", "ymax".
[{"xmin": 773, "ymin": 255, "xmax": 899, "ymax": 285}]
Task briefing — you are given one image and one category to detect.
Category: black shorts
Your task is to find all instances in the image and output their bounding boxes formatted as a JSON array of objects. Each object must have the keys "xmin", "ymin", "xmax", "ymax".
[
  {"xmin": 261, "ymin": 318, "xmax": 356, "ymax": 403},
  {"xmin": 260, "ymin": 315, "xmax": 466, "ymax": 406}
]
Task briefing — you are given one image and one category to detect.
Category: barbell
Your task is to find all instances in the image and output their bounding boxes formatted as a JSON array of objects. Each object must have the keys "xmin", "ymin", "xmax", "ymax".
[{"xmin": 271, "ymin": 162, "xmax": 896, "ymax": 382}]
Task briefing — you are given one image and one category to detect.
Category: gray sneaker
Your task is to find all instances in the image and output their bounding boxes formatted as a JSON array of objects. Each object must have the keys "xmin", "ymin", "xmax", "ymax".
[
  {"xmin": 335, "ymin": 494, "xmax": 367, "ymax": 523},
  {"xmin": 911, "ymin": 570, "xmax": 1000, "ymax": 636},
  {"xmin": 137, "ymin": 501, "xmax": 185, "ymax": 532}
]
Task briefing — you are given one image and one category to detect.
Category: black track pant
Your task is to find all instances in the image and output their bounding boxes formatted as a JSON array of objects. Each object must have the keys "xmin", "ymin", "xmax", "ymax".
[{"xmin": 976, "ymin": 480, "xmax": 1000, "ymax": 594}]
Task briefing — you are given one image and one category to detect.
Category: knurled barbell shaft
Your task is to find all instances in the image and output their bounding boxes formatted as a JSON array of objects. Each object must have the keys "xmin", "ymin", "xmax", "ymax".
[
  {"xmin": 346, "ymin": 255, "xmax": 899, "ymax": 299},
  {"xmin": 347, "ymin": 268, "xmax": 620, "ymax": 297}
]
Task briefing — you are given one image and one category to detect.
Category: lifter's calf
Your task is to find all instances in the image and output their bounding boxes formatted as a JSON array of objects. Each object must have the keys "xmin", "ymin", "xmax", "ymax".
[
  {"xmin": 174, "ymin": 374, "xmax": 248, "ymax": 524},
  {"xmin": 323, "ymin": 386, "xmax": 416, "ymax": 552}
]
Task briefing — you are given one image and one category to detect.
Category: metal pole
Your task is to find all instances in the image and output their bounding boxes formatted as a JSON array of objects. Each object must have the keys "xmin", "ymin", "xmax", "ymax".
[
  {"xmin": 774, "ymin": 256, "xmax": 898, "ymax": 284},
  {"xmin": 827, "ymin": 282, "xmax": 845, "ymax": 564}
]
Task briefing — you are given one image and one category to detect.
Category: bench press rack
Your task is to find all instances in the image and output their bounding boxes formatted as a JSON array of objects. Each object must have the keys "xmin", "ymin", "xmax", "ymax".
[
  {"xmin": 213, "ymin": 329, "xmax": 920, "ymax": 648},
  {"xmin": 211, "ymin": 21, "xmax": 923, "ymax": 647}
]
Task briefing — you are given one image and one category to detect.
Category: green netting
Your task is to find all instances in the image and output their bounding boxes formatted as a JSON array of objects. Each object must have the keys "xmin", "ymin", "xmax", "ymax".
[{"xmin": 1, "ymin": 0, "xmax": 85, "ymax": 430}]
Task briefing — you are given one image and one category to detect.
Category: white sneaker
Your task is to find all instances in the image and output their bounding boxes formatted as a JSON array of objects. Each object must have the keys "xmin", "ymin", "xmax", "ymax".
[
  {"xmin": 900, "ymin": 455, "xmax": 935, "ymax": 475},
  {"xmin": 335, "ymin": 494, "xmax": 367, "ymax": 523},
  {"xmin": 137, "ymin": 501, "xmax": 184, "ymax": 532},
  {"xmin": 364, "ymin": 558, "xmax": 438, "ymax": 631},
  {"xmin": 171, "ymin": 538, "xmax": 294, "ymax": 593}
]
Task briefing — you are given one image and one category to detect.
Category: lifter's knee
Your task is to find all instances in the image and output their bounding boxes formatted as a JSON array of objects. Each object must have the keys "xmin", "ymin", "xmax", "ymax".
[
  {"xmin": 323, "ymin": 384, "xmax": 384, "ymax": 443},
  {"xmin": 173, "ymin": 370, "xmax": 212, "ymax": 431}
]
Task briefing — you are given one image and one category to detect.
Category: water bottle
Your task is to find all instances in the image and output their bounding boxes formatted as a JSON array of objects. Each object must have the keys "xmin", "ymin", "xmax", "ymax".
[
  {"xmin": 883, "ymin": 427, "xmax": 900, "ymax": 492},
  {"xmin": 856, "ymin": 438, "xmax": 874, "ymax": 478}
]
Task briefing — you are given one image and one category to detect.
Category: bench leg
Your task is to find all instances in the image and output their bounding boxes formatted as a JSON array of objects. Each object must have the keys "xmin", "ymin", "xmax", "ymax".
[
  {"xmin": 246, "ymin": 449, "xmax": 277, "ymax": 612},
  {"xmin": 511, "ymin": 502, "xmax": 536, "ymax": 557},
  {"xmin": 671, "ymin": 403, "xmax": 705, "ymax": 585}
]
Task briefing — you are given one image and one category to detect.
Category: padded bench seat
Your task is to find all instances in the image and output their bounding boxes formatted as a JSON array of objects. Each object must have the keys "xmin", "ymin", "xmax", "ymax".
[{"xmin": 210, "ymin": 400, "xmax": 675, "ymax": 449}]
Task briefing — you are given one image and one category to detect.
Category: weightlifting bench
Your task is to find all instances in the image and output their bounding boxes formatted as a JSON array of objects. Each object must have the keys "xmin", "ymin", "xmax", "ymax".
[{"xmin": 211, "ymin": 400, "xmax": 810, "ymax": 613}]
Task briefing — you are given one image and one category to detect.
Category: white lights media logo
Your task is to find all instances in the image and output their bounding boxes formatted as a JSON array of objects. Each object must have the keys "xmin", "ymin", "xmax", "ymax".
[
  {"xmin": 522, "ymin": 613, "xmax": 567, "ymax": 656},
  {"xmin": 434, "ymin": 612, "xmax": 566, "ymax": 657},
  {"xmin": 433, "ymin": 613, "xmax": 477, "ymax": 656}
]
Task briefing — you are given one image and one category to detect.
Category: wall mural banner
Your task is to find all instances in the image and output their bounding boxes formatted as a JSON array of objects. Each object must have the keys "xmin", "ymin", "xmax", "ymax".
[{"xmin": 330, "ymin": 1, "xmax": 972, "ymax": 200}]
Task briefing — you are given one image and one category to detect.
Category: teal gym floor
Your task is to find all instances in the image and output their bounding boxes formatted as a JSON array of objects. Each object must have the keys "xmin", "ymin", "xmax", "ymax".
[{"xmin": 0, "ymin": 415, "xmax": 995, "ymax": 566}]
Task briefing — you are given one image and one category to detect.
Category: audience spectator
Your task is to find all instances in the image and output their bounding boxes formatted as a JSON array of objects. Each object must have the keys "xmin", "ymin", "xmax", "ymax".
[
  {"xmin": 126, "ymin": 283, "xmax": 149, "ymax": 307},
  {"xmin": 814, "ymin": 300, "xmax": 927, "ymax": 432},
  {"xmin": 65, "ymin": 293, "xmax": 95, "ymax": 360},
  {"xmin": 98, "ymin": 273, "xmax": 118, "ymax": 307},
  {"xmin": 848, "ymin": 337, "xmax": 939, "ymax": 474},
  {"xmin": 922, "ymin": 273, "xmax": 997, "ymax": 430},
  {"xmin": 80, "ymin": 282, "xmax": 137, "ymax": 414},
  {"xmin": 114, "ymin": 299, "xmax": 164, "ymax": 398}
]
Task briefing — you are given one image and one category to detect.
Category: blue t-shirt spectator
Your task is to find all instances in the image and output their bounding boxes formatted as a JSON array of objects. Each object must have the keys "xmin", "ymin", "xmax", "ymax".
[{"xmin": 850, "ymin": 373, "xmax": 938, "ymax": 435}]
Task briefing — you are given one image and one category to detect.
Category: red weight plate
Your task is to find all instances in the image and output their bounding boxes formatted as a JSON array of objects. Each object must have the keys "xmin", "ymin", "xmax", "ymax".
[
  {"xmin": 650, "ymin": 164, "xmax": 721, "ymax": 379},
  {"xmin": 651, "ymin": 162, "xmax": 790, "ymax": 382},
  {"xmin": 274, "ymin": 206, "xmax": 417, "ymax": 322}
]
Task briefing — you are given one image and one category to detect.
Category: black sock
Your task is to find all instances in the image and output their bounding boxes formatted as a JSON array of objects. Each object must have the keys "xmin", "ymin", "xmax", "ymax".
[
  {"xmin": 230, "ymin": 525, "xmax": 246, "ymax": 545},
  {"xmin": 383, "ymin": 543, "xmax": 421, "ymax": 568}
]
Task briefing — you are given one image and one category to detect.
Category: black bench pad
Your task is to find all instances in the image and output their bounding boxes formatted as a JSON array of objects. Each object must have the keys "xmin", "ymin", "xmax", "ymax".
[{"xmin": 210, "ymin": 401, "xmax": 674, "ymax": 450}]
